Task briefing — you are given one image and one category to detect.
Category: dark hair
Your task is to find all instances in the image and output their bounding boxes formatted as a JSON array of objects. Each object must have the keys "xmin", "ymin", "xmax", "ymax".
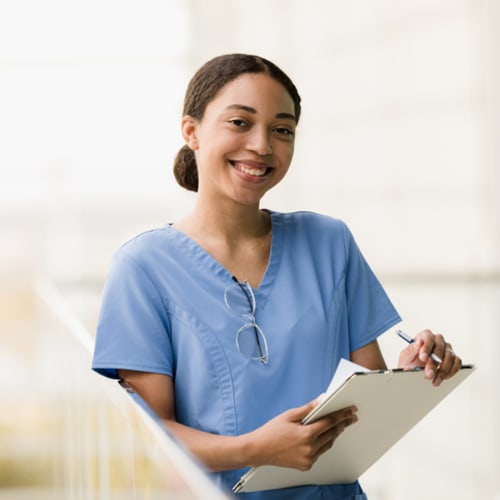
[{"xmin": 173, "ymin": 53, "xmax": 302, "ymax": 192}]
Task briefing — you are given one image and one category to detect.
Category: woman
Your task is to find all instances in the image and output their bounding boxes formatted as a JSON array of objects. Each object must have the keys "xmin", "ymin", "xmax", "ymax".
[{"xmin": 92, "ymin": 54, "xmax": 462, "ymax": 499}]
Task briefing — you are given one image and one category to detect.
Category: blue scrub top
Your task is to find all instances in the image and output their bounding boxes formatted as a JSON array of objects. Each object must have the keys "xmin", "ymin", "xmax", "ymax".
[{"xmin": 93, "ymin": 211, "xmax": 401, "ymax": 499}]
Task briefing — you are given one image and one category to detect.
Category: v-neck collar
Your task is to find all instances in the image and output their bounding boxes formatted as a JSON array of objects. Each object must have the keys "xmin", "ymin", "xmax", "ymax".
[{"xmin": 166, "ymin": 210, "xmax": 283, "ymax": 301}]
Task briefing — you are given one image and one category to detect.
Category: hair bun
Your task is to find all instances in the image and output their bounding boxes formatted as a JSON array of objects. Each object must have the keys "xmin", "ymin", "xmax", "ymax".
[{"xmin": 173, "ymin": 145, "xmax": 198, "ymax": 192}]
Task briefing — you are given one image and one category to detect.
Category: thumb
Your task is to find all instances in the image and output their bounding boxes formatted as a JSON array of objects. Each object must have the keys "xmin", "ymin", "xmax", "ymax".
[{"xmin": 287, "ymin": 399, "xmax": 319, "ymax": 422}]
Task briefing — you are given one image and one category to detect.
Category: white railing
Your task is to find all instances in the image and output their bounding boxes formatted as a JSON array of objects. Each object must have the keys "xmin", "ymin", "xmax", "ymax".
[{"xmin": 31, "ymin": 277, "xmax": 229, "ymax": 500}]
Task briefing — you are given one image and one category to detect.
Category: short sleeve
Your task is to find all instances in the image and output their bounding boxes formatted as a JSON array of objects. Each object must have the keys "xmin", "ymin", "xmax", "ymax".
[
  {"xmin": 92, "ymin": 251, "xmax": 173, "ymax": 379},
  {"xmin": 343, "ymin": 225, "xmax": 401, "ymax": 351}
]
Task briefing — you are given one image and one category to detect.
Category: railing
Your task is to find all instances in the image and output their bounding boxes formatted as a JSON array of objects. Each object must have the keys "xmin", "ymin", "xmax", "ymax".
[{"xmin": 0, "ymin": 278, "xmax": 229, "ymax": 500}]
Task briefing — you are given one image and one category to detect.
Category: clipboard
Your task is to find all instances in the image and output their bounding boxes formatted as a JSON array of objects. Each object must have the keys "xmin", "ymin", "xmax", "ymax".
[{"xmin": 234, "ymin": 364, "xmax": 475, "ymax": 493}]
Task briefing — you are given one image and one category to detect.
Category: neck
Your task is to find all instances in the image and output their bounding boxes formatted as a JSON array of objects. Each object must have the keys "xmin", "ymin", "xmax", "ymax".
[
  {"xmin": 175, "ymin": 199, "xmax": 270, "ymax": 246},
  {"xmin": 173, "ymin": 198, "xmax": 273, "ymax": 287}
]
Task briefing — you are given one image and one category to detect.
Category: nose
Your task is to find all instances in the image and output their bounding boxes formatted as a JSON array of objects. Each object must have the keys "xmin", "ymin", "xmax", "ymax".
[{"xmin": 248, "ymin": 127, "xmax": 273, "ymax": 155}]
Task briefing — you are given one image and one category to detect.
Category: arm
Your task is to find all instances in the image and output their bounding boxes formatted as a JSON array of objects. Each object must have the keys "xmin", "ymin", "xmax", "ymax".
[
  {"xmin": 118, "ymin": 369, "xmax": 358, "ymax": 472},
  {"xmin": 350, "ymin": 339, "xmax": 387, "ymax": 370}
]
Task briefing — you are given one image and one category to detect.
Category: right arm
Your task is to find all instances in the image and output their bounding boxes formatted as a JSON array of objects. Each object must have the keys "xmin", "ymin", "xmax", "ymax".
[{"xmin": 118, "ymin": 369, "xmax": 358, "ymax": 472}]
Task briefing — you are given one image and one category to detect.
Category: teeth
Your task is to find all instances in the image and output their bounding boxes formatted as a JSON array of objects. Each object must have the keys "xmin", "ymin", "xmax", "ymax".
[
  {"xmin": 241, "ymin": 165, "xmax": 266, "ymax": 176},
  {"xmin": 234, "ymin": 162, "xmax": 267, "ymax": 177}
]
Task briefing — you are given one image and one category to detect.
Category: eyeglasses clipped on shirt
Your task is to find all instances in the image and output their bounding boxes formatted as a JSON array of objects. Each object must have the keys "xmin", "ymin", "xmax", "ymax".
[{"xmin": 224, "ymin": 276, "xmax": 269, "ymax": 364}]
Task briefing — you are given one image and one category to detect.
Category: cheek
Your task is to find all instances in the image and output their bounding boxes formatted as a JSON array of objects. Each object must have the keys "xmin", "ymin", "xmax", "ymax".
[
  {"xmin": 277, "ymin": 142, "xmax": 294, "ymax": 169},
  {"xmin": 201, "ymin": 131, "xmax": 243, "ymax": 157},
  {"xmin": 196, "ymin": 135, "xmax": 229, "ymax": 162}
]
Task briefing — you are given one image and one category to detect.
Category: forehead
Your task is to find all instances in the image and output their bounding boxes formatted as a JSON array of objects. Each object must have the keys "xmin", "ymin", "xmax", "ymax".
[{"xmin": 207, "ymin": 73, "xmax": 296, "ymax": 117}]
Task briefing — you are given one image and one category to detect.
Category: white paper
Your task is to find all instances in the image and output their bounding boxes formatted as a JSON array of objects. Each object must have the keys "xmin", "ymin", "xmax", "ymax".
[{"xmin": 324, "ymin": 358, "xmax": 370, "ymax": 396}]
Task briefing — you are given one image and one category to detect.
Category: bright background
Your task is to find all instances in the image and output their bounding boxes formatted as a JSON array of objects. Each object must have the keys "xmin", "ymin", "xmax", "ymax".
[{"xmin": 1, "ymin": 1, "xmax": 498, "ymax": 499}]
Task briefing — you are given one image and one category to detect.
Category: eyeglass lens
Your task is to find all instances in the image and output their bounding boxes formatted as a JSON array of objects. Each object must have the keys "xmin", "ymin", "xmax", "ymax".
[
  {"xmin": 236, "ymin": 323, "xmax": 268, "ymax": 362},
  {"xmin": 225, "ymin": 280, "xmax": 268, "ymax": 364}
]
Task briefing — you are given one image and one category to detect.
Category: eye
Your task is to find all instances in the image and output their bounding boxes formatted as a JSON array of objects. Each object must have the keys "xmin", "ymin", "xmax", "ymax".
[
  {"xmin": 274, "ymin": 127, "xmax": 294, "ymax": 137},
  {"xmin": 229, "ymin": 118, "xmax": 248, "ymax": 128}
]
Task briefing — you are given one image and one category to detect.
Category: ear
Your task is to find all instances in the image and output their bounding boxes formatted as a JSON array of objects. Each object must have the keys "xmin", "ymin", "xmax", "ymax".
[{"xmin": 181, "ymin": 115, "xmax": 199, "ymax": 150}]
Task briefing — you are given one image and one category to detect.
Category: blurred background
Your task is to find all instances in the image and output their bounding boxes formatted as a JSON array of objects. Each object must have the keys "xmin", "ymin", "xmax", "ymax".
[{"xmin": 1, "ymin": 0, "xmax": 498, "ymax": 498}]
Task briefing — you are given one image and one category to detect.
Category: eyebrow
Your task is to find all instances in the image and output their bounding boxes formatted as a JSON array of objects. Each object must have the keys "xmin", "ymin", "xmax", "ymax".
[{"xmin": 225, "ymin": 104, "xmax": 297, "ymax": 122}]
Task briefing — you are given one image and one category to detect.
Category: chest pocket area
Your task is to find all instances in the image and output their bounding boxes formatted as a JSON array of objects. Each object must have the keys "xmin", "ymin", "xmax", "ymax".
[{"xmin": 164, "ymin": 301, "xmax": 239, "ymax": 436}]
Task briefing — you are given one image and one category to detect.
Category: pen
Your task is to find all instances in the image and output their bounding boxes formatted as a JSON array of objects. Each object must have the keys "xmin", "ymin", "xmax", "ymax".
[{"xmin": 396, "ymin": 329, "xmax": 443, "ymax": 364}]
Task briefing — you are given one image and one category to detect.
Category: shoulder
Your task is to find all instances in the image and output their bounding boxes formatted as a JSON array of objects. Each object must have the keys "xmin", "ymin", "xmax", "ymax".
[
  {"xmin": 119, "ymin": 225, "xmax": 168, "ymax": 247},
  {"xmin": 272, "ymin": 210, "xmax": 352, "ymax": 241},
  {"xmin": 111, "ymin": 225, "xmax": 173, "ymax": 269},
  {"xmin": 271, "ymin": 211, "xmax": 361, "ymax": 268}
]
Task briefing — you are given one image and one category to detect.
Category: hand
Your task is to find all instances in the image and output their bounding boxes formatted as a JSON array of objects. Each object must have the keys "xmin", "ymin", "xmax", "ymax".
[
  {"xmin": 248, "ymin": 400, "xmax": 358, "ymax": 471},
  {"xmin": 398, "ymin": 329, "xmax": 462, "ymax": 386}
]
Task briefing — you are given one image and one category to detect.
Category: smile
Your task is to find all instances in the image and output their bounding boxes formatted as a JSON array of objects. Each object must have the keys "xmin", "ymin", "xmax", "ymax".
[{"xmin": 230, "ymin": 160, "xmax": 272, "ymax": 178}]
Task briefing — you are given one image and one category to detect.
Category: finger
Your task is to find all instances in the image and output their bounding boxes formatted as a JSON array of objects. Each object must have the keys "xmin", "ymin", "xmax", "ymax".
[
  {"xmin": 451, "ymin": 352, "xmax": 463, "ymax": 375},
  {"xmin": 314, "ymin": 439, "xmax": 334, "ymax": 460},
  {"xmin": 315, "ymin": 413, "xmax": 358, "ymax": 453},
  {"xmin": 412, "ymin": 330, "xmax": 464, "ymax": 385},
  {"xmin": 316, "ymin": 408, "xmax": 358, "ymax": 439},
  {"xmin": 439, "ymin": 348, "xmax": 462, "ymax": 379},
  {"xmin": 417, "ymin": 330, "xmax": 444, "ymax": 363},
  {"xmin": 329, "ymin": 407, "xmax": 358, "ymax": 426},
  {"xmin": 399, "ymin": 338, "xmax": 424, "ymax": 368},
  {"xmin": 433, "ymin": 343, "xmax": 463, "ymax": 385},
  {"xmin": 418, "ymin": 333, "xmax": 447, "ymax": 381},
  {"xmin": 313, "ymin": 434, "xmax": 339, "ymax": 461},
  {"xmin": 324, "ymin": 406, "xmax": 358, "ymax": 428},
  {"xmin": 431, "ymin": 334, "xmax": 446, "ymax": 364},
  {"xmin": 436, "ymin": 342, "xmax": 455, "ymax": 374}
]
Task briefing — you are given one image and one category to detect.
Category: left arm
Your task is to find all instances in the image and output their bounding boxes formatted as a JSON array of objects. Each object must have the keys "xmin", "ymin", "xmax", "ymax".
[{"xmin": 350, "ymin": 339, "xmax": 387, "ymax": 371}]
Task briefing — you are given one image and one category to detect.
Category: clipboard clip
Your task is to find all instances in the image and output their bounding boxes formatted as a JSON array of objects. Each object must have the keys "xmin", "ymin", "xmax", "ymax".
[{"xmin": 233, "ymin": 479, "xmax": 244, "ymax": 493}]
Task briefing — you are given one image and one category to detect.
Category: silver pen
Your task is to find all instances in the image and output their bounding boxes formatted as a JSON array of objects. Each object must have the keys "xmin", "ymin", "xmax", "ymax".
[{"xmin": 396, "ymin": 329, "xmax": 443, "ymax": 364}]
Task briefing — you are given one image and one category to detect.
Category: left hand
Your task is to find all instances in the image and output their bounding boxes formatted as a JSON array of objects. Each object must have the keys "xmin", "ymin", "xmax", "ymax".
[{"xmin": 398, "ymin": 329, "xmax": 462, "ymax": 386}]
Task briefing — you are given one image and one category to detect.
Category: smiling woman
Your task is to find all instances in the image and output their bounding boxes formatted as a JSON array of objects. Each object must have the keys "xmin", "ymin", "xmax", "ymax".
[
  {"xmin": 180, "ymin": 72, "xmax": 296, "ymax": 204},
  {"xmin": 91, "ymin": 53, "xmax": 462, "ymax": 500},
  {"xmin": 172, "ymin": 54, "xmax": 301, "ymax": 194}
]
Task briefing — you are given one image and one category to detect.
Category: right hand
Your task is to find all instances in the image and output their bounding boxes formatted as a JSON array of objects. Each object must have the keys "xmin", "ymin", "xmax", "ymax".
[{"xmin": 248, "ymin": 400, "xmax": 358, "ymax": 471}]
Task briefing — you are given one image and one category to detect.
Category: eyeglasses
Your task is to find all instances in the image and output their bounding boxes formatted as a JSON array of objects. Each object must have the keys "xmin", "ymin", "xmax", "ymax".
[{"xmin": 224, "ymin": 277, "xmax": 269, "ymax": 364}]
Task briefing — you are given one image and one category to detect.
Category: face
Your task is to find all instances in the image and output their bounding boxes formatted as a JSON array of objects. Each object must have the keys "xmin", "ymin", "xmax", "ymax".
[{"xmin": 182, "ymin": 73, "xmax": 297, "ymax": 206}]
